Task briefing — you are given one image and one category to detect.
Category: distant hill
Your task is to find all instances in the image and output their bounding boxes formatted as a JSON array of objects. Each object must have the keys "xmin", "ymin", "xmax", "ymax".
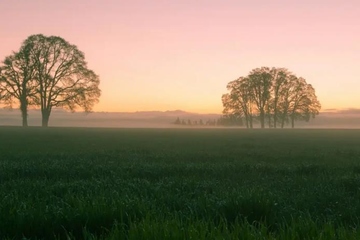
[{"xmin": 0, "ymin": 108, "xmax": 359, "ymax": 128}]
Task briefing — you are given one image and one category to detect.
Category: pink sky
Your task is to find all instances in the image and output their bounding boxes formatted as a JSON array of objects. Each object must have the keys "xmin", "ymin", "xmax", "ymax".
[{"xmin": 1, "ymin": 0, "xmax": 359, "ymax": 113}]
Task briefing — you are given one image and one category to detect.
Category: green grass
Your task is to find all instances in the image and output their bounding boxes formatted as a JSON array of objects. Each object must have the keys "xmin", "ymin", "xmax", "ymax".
[{"xmin": 1, "ymin": 127, "xmax": 360, "ymax": 239}]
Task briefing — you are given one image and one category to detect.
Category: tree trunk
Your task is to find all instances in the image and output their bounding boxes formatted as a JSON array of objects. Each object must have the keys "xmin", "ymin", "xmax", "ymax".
[
  {"xmin": 260, "ymin": 110, "xmax": 265, "ymax": 128},
  {"xmin": 20, "ymin": 99, "xmax": 28, "ymax": 127},
  {"xmin": 274, "ymin": 110, "xmax": 277, "ymax": 128},
  {"xmin": 245, "ymin": 115, "xmax": 249, "ymax": 129},
  {"xmin": 291, "ymin": 116, "xmax": 295, "ymax": 128},
  {"xmin": 41, "ymin": 110, "xmax": 51, "ymax": 127},
  {"xmin": 280, "ymin": 110, "xmax": 288, "ymax": 128},
  {"xmin": 22, "ymin": 112, "xmax": 28, "ymax": 127}
]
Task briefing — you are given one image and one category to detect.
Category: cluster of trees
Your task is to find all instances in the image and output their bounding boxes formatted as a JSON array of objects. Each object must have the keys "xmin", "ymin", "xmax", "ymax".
[
  {"xmin": 0, "ymin": 34, "xmax": 101, "ymax": 127},
  {"xmin": 174, "ymin": 117, "xmax": 243, "ymax": 126},
  {"xmin": 174, "ymin": 118, "xmax": 217, "ymax": 126},
  {"xmin": 222, "ymin": 67, "xmax": 321, "ymax": 128},
  {"xmin": 217, "ymin": 115, "xmax": 244, "ymax": 126}
]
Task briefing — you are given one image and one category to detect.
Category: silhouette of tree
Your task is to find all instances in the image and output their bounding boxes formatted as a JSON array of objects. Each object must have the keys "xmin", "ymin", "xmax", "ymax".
[
  {"xmin": 0, "ymin": 34, "xmax": 101, "ymax": 127},
  {"xmin": 247, "ymin": 67, "xmax": 273, "ymax": 128},
  {"xmin": 199, "ymin": 119, "xmax": 204, "ymax": 125},
  {"xmin": 26, "ymin": 34, "xmax": 100, "ymax": 127},
  {"xmin": 275, "ymin": 75, "xmax": 321, "ymax": 128},
  {"xmin": 270, "ymin": 68, "xmax": 291, "ymax": 128},
  {"xmin": 288, "ymin": 78, "xmax": 321, "ymax": 128},
  {"xmin": 187, "ymin": 119, "xmax": 192, "ymax": 125},
  {"xmin": 181, "ymin": 119, "xmax": 186, "ymax": 125},
  {"xmin": 277, "ymin": 74, "xmax": 299, "ymax": 128},
  {"xmin": 222, "ymin": 77, "xmax": 254, "ymax": 128},
  {"xmin": 0, "ymin": 43, "xmax": 38, "ymax": 127},
  {"xmin": 223, "ymin": 67, "xmax": 321, "ymax": 128}
]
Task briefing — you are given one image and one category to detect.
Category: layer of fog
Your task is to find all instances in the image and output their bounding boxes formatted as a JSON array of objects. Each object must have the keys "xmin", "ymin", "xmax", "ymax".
[{"xmin": 0, "ymin": 108, "xmax": 359, "ymax": 129}]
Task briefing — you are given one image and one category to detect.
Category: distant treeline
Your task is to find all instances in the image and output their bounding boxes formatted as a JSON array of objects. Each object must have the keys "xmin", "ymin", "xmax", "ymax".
[{"xmin": 173, "ymin": 116, "xmax": 243, "ymax": 127}]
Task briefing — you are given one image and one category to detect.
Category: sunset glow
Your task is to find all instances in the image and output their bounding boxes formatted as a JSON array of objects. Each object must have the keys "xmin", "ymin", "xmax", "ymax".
[{"xmin": 1, "ymin": 0, "xmax": 359, "ymax": 113}]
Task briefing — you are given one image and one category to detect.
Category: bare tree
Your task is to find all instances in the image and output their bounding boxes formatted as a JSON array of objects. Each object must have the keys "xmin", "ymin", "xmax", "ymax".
[
  {"xmin": 288, "ymin": 79, "xmax": 321, "ymax": 128},
  {"xmin": 247, "ymin": 67, "xmax": 272, "ymax": 128},
  {"xmin": 222, "ymin": 77, "xmax": 255, "ymax": 128},
  {"xmin": 23, "ymin": 34, "xmax": 101, "ymax": 127},
  {"xmin": 223, "ymin": 67, "xmax": 321, "ymax": 129},
  {"xmin": 270, "ymin": 68, "xmax": 291, "ymax": 128},
  {"xmin": 277, "ymin": 75, "xmax": 298, "ymax": 128},
  {"xmin": 0, "ymin": 43, "xmax": 37, "ymax": 127}
]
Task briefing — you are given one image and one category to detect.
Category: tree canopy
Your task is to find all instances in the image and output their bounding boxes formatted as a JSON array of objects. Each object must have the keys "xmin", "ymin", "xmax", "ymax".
[
  {"xmin": 0, "ymin": 34, "xmax": 101, "ymax": 127},
  {"xmin": 222, "ymin": 67, "xmax": 321, "ymax": 128}
]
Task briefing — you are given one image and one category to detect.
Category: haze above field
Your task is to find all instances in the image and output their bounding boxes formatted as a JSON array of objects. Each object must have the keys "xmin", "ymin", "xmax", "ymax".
[
  {"xmin": 1, "ymin": 0, "xmax": 359, "ymax": 114},
  {"xmin": 0, "ymin": 108, "xmax": 359, "ymax": 128}
]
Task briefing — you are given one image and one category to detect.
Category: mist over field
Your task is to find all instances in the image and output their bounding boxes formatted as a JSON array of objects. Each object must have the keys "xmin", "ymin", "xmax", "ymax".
[
  {"xmin": 1, "ymin": 0, "xmax": 360, "ymax": 238},
  {"xmin": 0, "ymin": 108, "xmax": 359, "ymax": 128}
]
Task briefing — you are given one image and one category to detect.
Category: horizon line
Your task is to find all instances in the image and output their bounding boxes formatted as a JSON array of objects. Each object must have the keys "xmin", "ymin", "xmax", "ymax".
[{"xmin": 2, "ymin": 107, "xmax": 360, "ymax": 115}]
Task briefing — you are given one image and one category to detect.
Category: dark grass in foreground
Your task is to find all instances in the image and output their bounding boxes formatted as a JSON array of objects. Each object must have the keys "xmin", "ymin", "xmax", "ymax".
[{"xmin": 1, "ymin": 127, "xmax": 360, "ymax": 239}]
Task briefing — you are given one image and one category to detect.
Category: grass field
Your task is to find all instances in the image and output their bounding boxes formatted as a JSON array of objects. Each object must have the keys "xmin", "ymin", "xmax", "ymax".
[{"xmin": 1, "ymin": 127, "xmax": 360, "ymax": 239}]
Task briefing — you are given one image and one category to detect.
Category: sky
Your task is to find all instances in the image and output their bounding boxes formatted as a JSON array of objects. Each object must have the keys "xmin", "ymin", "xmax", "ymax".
[{"xmin": 0, "ymin": 0, "xmax": 359, "ymax": 113}]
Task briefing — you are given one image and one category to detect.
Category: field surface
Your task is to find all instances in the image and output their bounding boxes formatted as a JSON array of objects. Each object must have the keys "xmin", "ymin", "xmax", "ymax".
[{"xmin": 1, "ymin": 127, "xmax": 360, "ymax": 239}]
